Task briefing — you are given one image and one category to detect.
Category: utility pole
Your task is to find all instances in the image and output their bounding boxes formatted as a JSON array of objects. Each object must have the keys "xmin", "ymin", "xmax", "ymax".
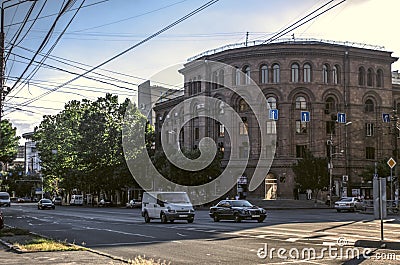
[{"xmin": 245, "ymin": 31, "xmax": 249, "ymax": 47}]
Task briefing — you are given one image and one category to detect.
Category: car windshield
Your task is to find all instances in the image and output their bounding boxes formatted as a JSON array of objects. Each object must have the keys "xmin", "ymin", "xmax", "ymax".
[
  {"xmin": 339, "ymin": 198, "xmax": 353, "ymax": 202},
  {"xmin": 231, "ymin": 200, "xmax": 253, "ymax": 207},
  {"xmin": 158, "ymin": 193, "xmax": 190, "ymax": 203},
  {"xmin": 42, "ymin": 199, "xmax": 52, "ymax": 203},
  {"xmin": 0, "ymin": 195, "xmax": 9, "ymax": 200}
]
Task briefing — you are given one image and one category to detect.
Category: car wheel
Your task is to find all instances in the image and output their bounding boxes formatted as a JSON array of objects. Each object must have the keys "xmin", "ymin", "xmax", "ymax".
[
  {"xmin": 161, "ymin": 213, "xmax": 168, "ymax": 224},
  {"xmin": 38, "ymin": 206, "xmax": 40, "ymax": 210},
  {"xmin": 170, "ymin": 220, "xmax": 175, "ymax": 223},
  {"xmin": 352, "ymin": 207, "xmax": 356, "ymax": 212},
  {"xmin": 213, "ymin": 214, "xmax": 220, "ymax": 222},
  {"xmin": 336, "ymin": 209, "xmax": 341, "ymax": 212},
  {"xmin": 144, "ymin": 211, "xmax": 150, "ymax": 223},
  {"xmin": 257, "ymin": 217, "xmax": 265, "ymax": 223},
  {"xmin": 234, "ymin": 213, "xmax": 241, "ymax": 223},
  {"xmin": 187, "ymin": 218, "xmax": 194, "ymax": 223}
]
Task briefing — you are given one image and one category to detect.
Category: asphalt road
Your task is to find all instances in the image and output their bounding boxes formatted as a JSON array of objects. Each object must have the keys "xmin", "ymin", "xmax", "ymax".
[{"xmin": 2, "ymin": 203, "xmax": 400, "ymax": 265}]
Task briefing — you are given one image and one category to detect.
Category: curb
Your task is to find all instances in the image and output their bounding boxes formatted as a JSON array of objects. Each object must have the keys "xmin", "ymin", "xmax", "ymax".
[
  {"xmin": 355, "ymin": 240, "xmax": 400, "ymax": 250},
  {"xmin": 0, "ymin": 225, "xmax": 131, "ymax": 264}
]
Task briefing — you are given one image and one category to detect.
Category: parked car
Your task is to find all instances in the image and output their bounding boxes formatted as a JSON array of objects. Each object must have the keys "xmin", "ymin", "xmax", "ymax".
[
  {"xmin": 334, "ymin": 197, "xmax": 366, "ymax": 212},
  {"xmin": 53, "ymin": 197, "xmax": 62, "ymax": 205},
  {"xmin": 0, "ymin": 192, "xmax": 10, "ymax": 207},
  {"xmin": 209, "ymin": 200, "xmax": 267, "ymax": 223},
  {"xmin": 126, "ymin": 199, "xmax": 142, "ymax": 208},
  {"xmin": 37, "ymin": 199, "xmax": 55, "ymax": 210},
  {"xmin": 98, "ymin": 199, "xmax": 112, "ymax": 207},
  {"xmin": 0, "ymin": 211, "xmax": 3, "ymax": 229}
]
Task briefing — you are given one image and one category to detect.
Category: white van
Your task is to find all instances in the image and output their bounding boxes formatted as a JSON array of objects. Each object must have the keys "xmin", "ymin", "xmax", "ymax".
[
  {"xmin": 141, "ymin": 192, "xmax": 195, "ymax": 223},
  {"xmin": 69, "ymin": 194, "xmax": 83, "ymax": 206},
  {"xmin": 0, "ymin": 192, "xmax": 10, "ymax": 207}
]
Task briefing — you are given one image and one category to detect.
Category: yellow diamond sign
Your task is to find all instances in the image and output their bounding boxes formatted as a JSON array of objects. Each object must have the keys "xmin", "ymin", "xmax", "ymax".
[{"xmin": 387, "ymin": 157, "xmax": 397, "ymax": 169}]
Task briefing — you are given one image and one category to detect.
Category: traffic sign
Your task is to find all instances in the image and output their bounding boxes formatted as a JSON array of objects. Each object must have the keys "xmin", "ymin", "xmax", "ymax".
[
  {"xmin": 269, "ymin": 109, "xmax": 278, "ymax": 120},
  {"xmin": 382, "ymin": 113, "xmax": 391, "ymax": 123},
  {"xmin": 387, "ymin": 157, "xmax": 397, "ymax": 169},
  {"xmin": 337, "ymin": 112, "xmax": 346, "ymax": 123},
  {"xmin": 301, "ymin": 111, "xmax": 310, "ymax": 122}
]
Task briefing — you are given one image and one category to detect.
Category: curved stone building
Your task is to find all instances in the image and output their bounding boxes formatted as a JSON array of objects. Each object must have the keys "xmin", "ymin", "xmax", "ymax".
[{"xmin": 154, "ymin": 40, "xmax": 398, "ymax": 200}]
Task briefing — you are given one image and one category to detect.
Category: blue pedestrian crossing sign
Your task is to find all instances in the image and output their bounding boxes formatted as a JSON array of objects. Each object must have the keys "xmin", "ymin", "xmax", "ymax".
[
  {"xmin": 382, "ymin": 113, "xmax": 391, "ymax": 123},
  {"xmin": 337, "ymin": 112, "xmax": 346, "ymax": 123},
  {"xmin": 269, "ymin": 109, "xmax": 278, "ymax": 120},
  {"xmin": 301, "ymin": 111, "xmax": 310, "ymax": 122}
]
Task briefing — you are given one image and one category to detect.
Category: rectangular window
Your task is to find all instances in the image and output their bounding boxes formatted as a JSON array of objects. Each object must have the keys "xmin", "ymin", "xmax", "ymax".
[
  {"xmin": 239, "ymin": 146, "xmax": 249, "ymax": 158},
  {"xmin": 365, "ymin": 123, "xmax": 374, "ymax": 136},
  {"xmin": 326, "ymin": 121, "xmax": 336, "ymax": 135},
  {"xmin": 239, "ymin": 121, "xmax": 248, "ymax": 135},
  {"xmin": 194, "ymin": 127, "xmax": 199, "ymax": 140},
  {"xmin": 366, "ymin": 147, "xmax": 375, "ymax": 159},
  {"xmin": 296, "ymin": 145, "xmax": 307, "ymax": 158},
  {"xmin": 266, "ymin": 121, "xmax": 276, "ymax": 134},
  {"xmin": 296, "ymin": 120, "xmax": 307, "ymax": 134}
]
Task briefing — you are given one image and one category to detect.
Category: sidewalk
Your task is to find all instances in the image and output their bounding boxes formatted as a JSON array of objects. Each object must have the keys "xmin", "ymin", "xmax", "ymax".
[{"xmin": 0, "ymin": 244, "xmax": 130, "ymax": 265}]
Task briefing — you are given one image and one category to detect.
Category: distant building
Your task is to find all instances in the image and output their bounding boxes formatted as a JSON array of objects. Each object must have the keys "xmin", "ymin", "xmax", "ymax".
[
  {"xmin": 9, "ymin": 145, "xmax": 25, "ymax": 169},
  {"xmin": 22, "ymin": 132, "xmax": 41, "ymax": 175},
  {"xmin": 138, "ymin": 80, "xmax": 183, "ymax": 125},
  {"xmin": 154, "ymin": 39, "xmax": 398, "ymax": 200}
]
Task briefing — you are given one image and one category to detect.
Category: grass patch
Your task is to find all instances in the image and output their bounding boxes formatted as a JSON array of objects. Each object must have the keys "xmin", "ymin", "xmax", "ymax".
[
  {"xmin": 0, "ymin": 227, "xmax": 30, "ymax": 237},
  {"xmin": 14, "ymin": 237, "xmax": 86, "ymax": 252}
]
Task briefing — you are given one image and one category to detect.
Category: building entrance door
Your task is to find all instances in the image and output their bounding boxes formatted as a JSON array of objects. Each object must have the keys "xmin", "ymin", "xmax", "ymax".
[{"xmin": 265, "ymin": 173, "xmax": 277, "ymax": 200}]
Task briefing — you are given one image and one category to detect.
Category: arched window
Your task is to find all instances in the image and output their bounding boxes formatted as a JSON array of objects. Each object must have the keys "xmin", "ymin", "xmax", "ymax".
[
  {"xmin": 272, "ymin": 64, "xmax": 280, "ymax": 83},
  {"xmin": 291, "ymin": 63, "xmax": 299, "ymax": 83},
  {"xmin": 303, "ymin": 63, "xmax": 311, "ymax": 83},
  {"xmin": 376, "ymin": 69, "xmax": 383, "ymax": 88},
  {"xmin": 219, "ymin": 69, "xmax": 224, "ymax": 87},
  {"xmin": 260, "ymin": 65, "xmax": 268, "ymax": 84},
  {"xmin": 358, "ymin": 67, "xmax": 365, "ymax": 86},
  {"xmin": 295, "ymin": 96, "xmax": 307, "ymax": 110},
  {"xmin": 325, "ymin": 97, "xmax": 336, "ymax": 113},
  {"xmin": 364, "ymin": 99, "xmax": 374, "ymax": 112},
  {"xmin": 234, "ymin": 67, "xmax": 241, "ymax": 85},
  {"xmin": 267, "ymin": 96, "xmax": 277, "ymax": 109},
  {"xmin": 243, "ymin": 66, "xmax": 251, "ymax": 85},
  {"xmin": 367, "ymin": 68, "xmax": 373, "ymax": 86},
  {"xmin": 322, "ymin": 64, "xmax": 329, "ymax": 84},
  {"xmin": 239, "ymin": 99, "xmax": 249, "ymax": 112},
  {"xmin": 333, "ymin": 65, "xmax": 340, "ymax": 84}
]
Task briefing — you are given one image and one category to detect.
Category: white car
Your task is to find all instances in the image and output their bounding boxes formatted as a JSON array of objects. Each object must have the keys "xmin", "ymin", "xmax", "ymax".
[
  {"xmin": 334, "ymin": 197, "xmax": 366, "ymax": 212},
  {"xmin": 126, "ymin": 199, "xmax": 141, "ymax": 208}
]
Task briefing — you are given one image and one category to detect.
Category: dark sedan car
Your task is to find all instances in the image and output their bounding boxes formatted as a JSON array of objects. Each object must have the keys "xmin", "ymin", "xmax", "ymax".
[
  {"xmin": 209, "ymin": 200, "xmax": 267, "ymax": 223},
  {"xmin": 37, "ymin": 199, "xmax": 55, "ymax": 210}
]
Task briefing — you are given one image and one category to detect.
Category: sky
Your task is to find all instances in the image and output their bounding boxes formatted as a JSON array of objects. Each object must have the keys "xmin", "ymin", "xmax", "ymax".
[{"xmin": 3, "ymin": 0, "xmax": 400, "ymax": 142}]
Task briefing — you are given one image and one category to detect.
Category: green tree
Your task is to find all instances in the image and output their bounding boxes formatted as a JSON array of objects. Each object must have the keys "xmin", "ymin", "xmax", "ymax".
[
  {"xmin": 359, "ymin": 158, "xmax": 391, "ymax": 182},
  {"xmin": 292, "ymin": 150, "xmax": 329, "ymax": 198},
  {"xmin": 152, "ymin": 148, "xmax": 222, "ymax": 186},
  {"xmin": 0, "ymin": 119, "xmax": 20, "ymax": 164},
  {"xmin": 34, "ymin": 94, "xmax": 144, "ymax": 199}
]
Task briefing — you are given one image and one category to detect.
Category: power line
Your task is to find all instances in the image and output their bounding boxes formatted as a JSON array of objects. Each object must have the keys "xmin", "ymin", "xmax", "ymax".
[{"xmin": 9, "ymin": 0, "xmax": 220, "ymax": 113}]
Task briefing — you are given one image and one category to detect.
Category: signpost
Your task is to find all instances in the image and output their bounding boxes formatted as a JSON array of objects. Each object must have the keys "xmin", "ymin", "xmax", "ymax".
[
  {"xmin": 388, "ymin": 157, "xmax": 396, "ymax": 202},
  {"xmin": 300, "ymin": 111, "xmax": 310, "ymax": 122},
  {"xmin": 337, "ymin": 112, "xmax": 346, "ymax": 123},
  {"xmin": 269, "ymin": 109, "xmax": 278, "ymax": 120},
  {"xmin": 382, "ymin": 113, "xmax": 391, "ymax": 123}
]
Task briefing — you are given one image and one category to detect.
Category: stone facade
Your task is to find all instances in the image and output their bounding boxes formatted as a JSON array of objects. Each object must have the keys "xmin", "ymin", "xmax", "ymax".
[{"xmin": 154, "ymin": 40, "xmax": 398, "ymax": 200}]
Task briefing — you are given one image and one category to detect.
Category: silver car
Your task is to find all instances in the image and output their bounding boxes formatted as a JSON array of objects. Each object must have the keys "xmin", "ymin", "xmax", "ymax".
[{"xmin": 334, "ymin": 197, "xmax": 365, "ymax": 212}]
